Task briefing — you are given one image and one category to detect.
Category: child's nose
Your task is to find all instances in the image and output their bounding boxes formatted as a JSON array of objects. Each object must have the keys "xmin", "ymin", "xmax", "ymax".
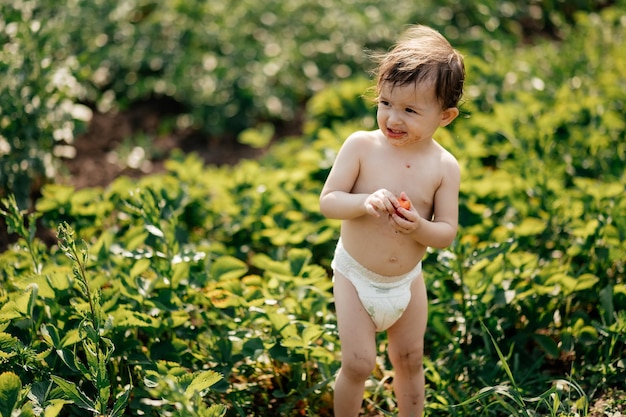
[{"xmin": 387, "ymin": 110, "xmax": 403, "ymax": 125}]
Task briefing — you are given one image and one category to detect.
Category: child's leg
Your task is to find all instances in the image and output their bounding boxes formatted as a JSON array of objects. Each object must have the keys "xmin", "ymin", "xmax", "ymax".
[
  {"xmin": 386, "ymin": 275, "xmax": 428, "ymax": 417},
  {"xmin": 333, "ymin": 272, "xmax": 377, "ymax": 417}
]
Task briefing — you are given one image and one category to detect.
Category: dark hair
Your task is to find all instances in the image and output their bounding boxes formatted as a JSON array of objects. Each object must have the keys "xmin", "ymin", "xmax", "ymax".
[{"xmin": 375, "ymin": 25, "xmax": 465, "ymax": 109}]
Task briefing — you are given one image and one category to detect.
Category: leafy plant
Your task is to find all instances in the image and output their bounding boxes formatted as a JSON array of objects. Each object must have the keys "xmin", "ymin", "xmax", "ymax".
[
  {"xmin": 45, "ymin": 222, "xmax": 131, "ymax": 416},
  {"xmin": 2, "ymin": 3, "xmax": 626, "ymax": 416},
  {"xmin": 455, "ymin": 322, "xmax": 589, "ymax": 417},
  {"xmin": 2, "ymin": 0, "xmax": 619, "ymax": 208}
]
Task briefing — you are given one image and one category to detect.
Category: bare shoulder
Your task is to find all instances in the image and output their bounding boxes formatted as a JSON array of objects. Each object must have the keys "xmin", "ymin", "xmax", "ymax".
[
  {"xmin": 333, "ymin": 130, "xmax": 382, "ymax": 163},
  {"xmin": 433, "ymin": 141, "xmax": 461, "ymax": 178},
  {"xmin": 321, "ymin": 130, "xmax": 381, "ymax": 196},
  {"xmin": 343, "ymin": 129, "xmax": 381, "ymax": 147}
]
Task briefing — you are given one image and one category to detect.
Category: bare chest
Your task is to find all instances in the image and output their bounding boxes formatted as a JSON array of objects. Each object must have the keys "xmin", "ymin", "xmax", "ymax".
[{"xmin": 353, "ymin": 154, "xmax": 441, "ymax": 214}]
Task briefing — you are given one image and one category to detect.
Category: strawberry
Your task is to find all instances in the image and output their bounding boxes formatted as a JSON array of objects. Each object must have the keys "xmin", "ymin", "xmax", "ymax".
[
  {"xmin": 397, "ymin": 198, "xmax": 410, "ymax": 211},
  {"xmin": 395, "ymin": 195, "xmax": 410, "ymax": 219}
]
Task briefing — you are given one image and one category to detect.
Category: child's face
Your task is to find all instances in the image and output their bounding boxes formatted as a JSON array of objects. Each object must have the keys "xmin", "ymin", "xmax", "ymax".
[{"xmin": 377, "ymin": 81, "xmax": 453, "ymax": 148}]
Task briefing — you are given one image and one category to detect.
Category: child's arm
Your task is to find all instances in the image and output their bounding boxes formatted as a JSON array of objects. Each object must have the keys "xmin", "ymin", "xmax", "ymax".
[
  {"xmin": 319, "ymin": 134, "xmax": 364, "ymax": 220},
  {"xmin": 320, "ymin": 133, "xmax": 396, "ymax": 220}
]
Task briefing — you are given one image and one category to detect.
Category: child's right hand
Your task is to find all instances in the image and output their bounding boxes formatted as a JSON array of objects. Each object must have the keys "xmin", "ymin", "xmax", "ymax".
[{"xmin": 364, "ymin": 189, "xmax": 397, "ymax": 217}]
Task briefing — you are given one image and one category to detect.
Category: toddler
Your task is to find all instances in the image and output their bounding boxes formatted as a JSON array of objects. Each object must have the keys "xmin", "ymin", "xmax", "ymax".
[{"xmin": 319, "ymin": 24, "xmax": 465, "ymax": 416}]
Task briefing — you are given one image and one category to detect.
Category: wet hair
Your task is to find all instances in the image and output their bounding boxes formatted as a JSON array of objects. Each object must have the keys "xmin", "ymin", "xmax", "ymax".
[{"xmin": 374, "ymin": 25, "xmax": 465, "ymax": 109}]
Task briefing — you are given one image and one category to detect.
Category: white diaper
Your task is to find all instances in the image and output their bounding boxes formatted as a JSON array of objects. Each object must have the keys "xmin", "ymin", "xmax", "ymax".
[{"xmin": 331, "ymin": 239, "xmax": 422, "ymax": 331}]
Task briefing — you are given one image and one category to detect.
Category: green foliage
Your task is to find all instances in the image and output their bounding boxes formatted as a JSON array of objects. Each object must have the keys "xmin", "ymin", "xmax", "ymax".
[
  {"xmin": 2, "ymin": 2, "xmax": 626, "ymax": 416},
  {"xmin": 0, "ymin": 371, "xmax": 22, "ymax": 417},
  {"xmin": 0, "ymin": 2, "xmax": 91, "ymax": 208},
  {"xmin": 1, "ymin": 151, "xmax": 338, "ymax": 414},
  {"xmin": 454, "ymin": 322, "xmax": 589, "ymax": 416},
  {"xmin": 2, "ymin": 0, "xmax": 619, "ymax": 207},
  {"xmin": 303, "ymin": 76, "xmax": 377, "ymax": 138}
]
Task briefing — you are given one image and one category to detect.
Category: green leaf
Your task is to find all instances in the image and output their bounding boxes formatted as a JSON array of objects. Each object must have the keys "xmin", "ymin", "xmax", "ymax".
[
  {"xmin": 205, "ymin": 404, "xmax": 228, "ymax": 417},
  {"xmin": 470, "ymin": 239, "xmax": 515, "ymax": 264},
  {"xmin": 0, "ymin": 195, "xmax": 27, "ymax": 237},
  {"xmin": 109, "ymin": 386, "xmax": 132, "ymax": 417},
  {"xmin": 8, "ymin": 289, "xmax": 34, "ymax": 316},
  {"xmin": 45, "ymin": 271, "xmax": 72, "ymax": 292},
  {"xmin": 514, "ymin": 217, "xmax": 546, "ymax": 237},
  {"xmin": 269, "ymin": 343, "xmax": 305, "ymax": 363},
  {"xmin": 204, "ymin": 289, "xmax": 241, "ymax": 308},
  {"xmin": 0, "ymin": 332, "xmax": 20, "ymax": 351},
  {"xmin": 288, "ymin": 248, "xmax": 311, "ymax": 277},
  {"xmin": 573, "ymin": 273, "xmax": 599, "ymax": 292},
  {"xmin": 130, "ymin": 259, "xmax": 151, "ymax": 279},
  {"xmin": 479, "ymin": 321, "xmax": 521, "ymax": 394},
  {"xmin": 60, "ymin": 329, "xmax": 83, "ymax": 348},
  {"xmin": 25, "ymin": 283, "xmax": 38, "ymax": 317},
  {"xmin": 267, "ymin": 311, "xmax": 294, "ymax": 336},
  {"xmin": 242, "ymin": 337, "xmax": 265, "ymax": 359},
  {"xmin": 0, "ymin": 371, "xmax": 21, "ymax": 417},
  {"xmin": 545, "ymin": 273, "xmax": 577, "ymax": 295},
  {"xmin": 532, "ymin": 333, "xmax": 559, "ymax": 358},
  {"xmin": 184, "ymin": 370, "xmax": 223, "ymax": 398},
  {"xmin": 37, "ymin": 184, "xmax": 75, "ymax": 209},
  {"xmin": 50, "ymin": 376, "xmax": 97, "ymax": 413},
  {"xmin": 171, "ymin": 262, "xmax": 190, "ymax": 287},
  {"xmin": 280, "ymin": 335, "xmax": 305, "ymax": 349},
  {"xmin": 113, "ymin": 310, "xmax": 160, "ymax": 328},
  {"xmin": 250, "ymin": 253, "xmax": 289, "ymax": 275},
  {"xmin": 0, "ymin": 302, "xmax": 22, "ymax": 322},
  {"xmin": 211, "ymin": 256, "xmax": 248, "ymax": 281},
  {"xmin": 43, "ymin": 399, "xmax": 69, "ymax": 417},
  {"xmin": 237, "ymin": 123, "xmax": 274, "ymax": 148},
  {"xmin": 301, "ymin": 323, "xmax": 324, "ymax": 345},
  {"xmin": 55, "ymin": 348, "xmax": 85, "ymax": 374},
  {"xmin": 75, "ymin": 238, "xmax": 89, "ymax": 266},
  {"xmin": 599, "ymin": 284, "xmax": 615, "ymax": 325},
  {"xmin": 41, "ymin": 324, "xmax": 61, "ymax": 348}
]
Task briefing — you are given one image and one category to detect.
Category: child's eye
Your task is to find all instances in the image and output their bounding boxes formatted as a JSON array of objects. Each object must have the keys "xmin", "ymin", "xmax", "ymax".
[
  {"xmin": 405, "ymin": 108, "xmax": 416, "ymax": 113},
  {"xmin": 380, "ymin": 100, "xmax": 390, "ymax": 106}
]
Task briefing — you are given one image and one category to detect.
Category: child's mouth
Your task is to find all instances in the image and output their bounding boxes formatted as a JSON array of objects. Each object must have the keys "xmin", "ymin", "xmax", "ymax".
[{"xmin": 387, "ymin": 128, "xmax": 405, "ymax": 138}]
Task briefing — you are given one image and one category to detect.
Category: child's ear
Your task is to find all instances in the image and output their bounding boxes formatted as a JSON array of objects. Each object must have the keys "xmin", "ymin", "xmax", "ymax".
[{"xmin": 439, "ymin": 107, "xmax": 459, "ymax": 127}]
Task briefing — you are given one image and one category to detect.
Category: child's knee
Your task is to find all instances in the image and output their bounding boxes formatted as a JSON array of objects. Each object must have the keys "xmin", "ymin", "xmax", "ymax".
[
  {"xmin": 389, "ymin": 345, "xmax": 424, "ymax": 371},
  {"xmin": 341, "ymin": 353, "xmax": 376, "ymax": 381}
]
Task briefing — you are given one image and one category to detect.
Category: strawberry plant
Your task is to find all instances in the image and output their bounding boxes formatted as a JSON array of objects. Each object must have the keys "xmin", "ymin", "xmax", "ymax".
[{"xmin": 2, "ymin": 2, "xmax": 626, "ymax": 416}]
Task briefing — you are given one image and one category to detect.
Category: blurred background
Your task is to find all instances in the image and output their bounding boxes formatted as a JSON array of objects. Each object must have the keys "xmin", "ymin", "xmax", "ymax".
[{"xmin": 2, "ymin": 0, "xmax": 621, "ymax": 205}]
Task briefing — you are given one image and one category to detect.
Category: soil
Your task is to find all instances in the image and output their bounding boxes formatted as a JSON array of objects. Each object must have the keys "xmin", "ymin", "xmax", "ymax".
[
  {"xmin": 0, "ymin": 97, "xmax": 300, "ymax": 251},
  {"xmin": 61, "ymin": 97, "xmax": 272, "ymax": 190}
]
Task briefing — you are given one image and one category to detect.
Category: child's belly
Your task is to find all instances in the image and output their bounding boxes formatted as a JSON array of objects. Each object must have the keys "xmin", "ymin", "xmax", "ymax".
[{"xmin": 340, "ymin": 217, "xmax": 426, "ymax": 276}]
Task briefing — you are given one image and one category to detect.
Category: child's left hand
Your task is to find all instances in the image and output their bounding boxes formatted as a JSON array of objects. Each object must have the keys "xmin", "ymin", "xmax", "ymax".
[{"xmin": 390, "ymin": 192, "xmax": 419, "ymax": 234}]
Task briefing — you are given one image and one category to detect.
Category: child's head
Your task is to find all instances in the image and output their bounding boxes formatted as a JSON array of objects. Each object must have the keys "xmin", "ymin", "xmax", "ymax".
[{"xmin": 375, "ymin": 25, "xmax": 465, "ymax": 110}]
